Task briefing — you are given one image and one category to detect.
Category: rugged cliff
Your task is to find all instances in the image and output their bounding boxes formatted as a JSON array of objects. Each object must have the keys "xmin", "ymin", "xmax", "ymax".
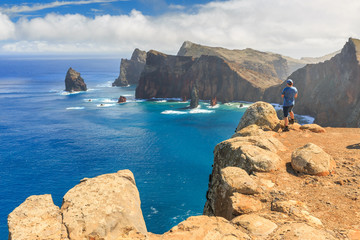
[
  {"xmin": 9, "ymin": 102, "xmax": 360, "ymax": 240},
  {"xmin": 264, "ymin": 38, "xmax": 360, "ymax": 127},
  {"xmin": 136, "ymin": 49, "xmax": 282, "ymax": 102},
  {"xmin": 177, "ymin": 41, "xmax": 337, "ymax": 81},
  {"xmin": 135, "ymin": 50, "xmax": 196, "ymax": 99},
  {"xmin": 136, "ymin": 41, "xmax": 336, "ymax": 103},
  {"xmin": 64, "ymin": 68, "xmax": 87, "ymax": 92},
  {"xmin": 113, "ymin": 48, "xmax": 146, "ymax": 87}
]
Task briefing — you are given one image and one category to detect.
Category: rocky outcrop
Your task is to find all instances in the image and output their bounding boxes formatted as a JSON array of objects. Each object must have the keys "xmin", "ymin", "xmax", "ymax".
[
  {"xmin": 202, "ymin": 101, "xmax": 349, "ymax": 239},
  {"xmin": 118, "ymin": 95, "xmax": 127, "ymax": 103},
  {"xmin": 149, "ymin": 216, "xmax": 251, "ymax": 240},
  {"xmin": 65, "ymin": 67, "xmax": 87, "ymax": 92},
  {"xmin": 8, "ymin": 194, "xmax": 65, "ymax": 240},
  {"xmin": 291, "ymin": 143, "xmax": 335, "ymax": 176},
  {"xmin": 8, "ymin": 170, "xmax": 147, "ymax": 240},
  {"xmin": 264, "ymin": 38, "xmax": 360, "ymax": 127},
  {"xmin": 61, "ymin": 170, "xmax": 147, "ymax": 239},
  {"xmin": 113, "ymin": 48, "xmax": 146, "ymax": 87}
]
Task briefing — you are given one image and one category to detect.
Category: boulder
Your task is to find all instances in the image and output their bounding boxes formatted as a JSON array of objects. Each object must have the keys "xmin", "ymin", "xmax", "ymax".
[
  {"xmin": 236, "ymin": 102, "xmax": 280, "ymax": 132},
  {"xmin": 213, "ymin": 141, "xmax": 281, "ymax": 174},
  {"xmin": 300, "ymin": 124, "xmax": 326, "ymax": 133},
  {"xmin": 65, "ymin": 67, "xmax": 87, "ymax": 92},
  {"xmin": 118, "ymin": 96, "xmax": 127, "ymax": 103},
  {"xmin": 221, "ymin": 167, "xmax": 259, "ymax": 195},
  {"xmin": 203, "ymin": 167, "xmax": 260, "ymax": 220},
  {"xmin": 8, "ymin": 194, "xmax": 65, "ymax": 240},
  {"xmin": 232, "ymin": 214, "xmax": 278, "ymax": 238},
  {"xmin": 224, "ymin": 136, "xmax": 286, "ymax": 153},
  {"xmin": 232, "ymin": 124, "xmax": 275, "ymax": 138},
  {"xmin": 231, "ymin": 193, "xmax": 263, "ymax": 216},
  {"xmin": 149, "ymin": 216, "xmax": 250, "ymax": 240},
  {"xmin": 271, "ymin": 222, "xmax": 336, "ymax": 240},
  {"xmin": 61, "ymin": 169, "xmax": 147, "ymax": 240},
  {"xmin": 291, "ymin": 143, "xmax": 335, "ymax": 176}
]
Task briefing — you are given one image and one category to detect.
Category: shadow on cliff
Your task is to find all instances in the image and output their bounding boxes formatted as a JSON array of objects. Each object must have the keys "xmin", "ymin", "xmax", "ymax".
[{"xmin": 346, "ymin": 143, "xmax": 360, "ymax": 149}]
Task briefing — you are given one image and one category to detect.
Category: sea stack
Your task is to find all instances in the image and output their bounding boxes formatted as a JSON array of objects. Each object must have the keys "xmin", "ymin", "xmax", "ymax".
[
  {"xmin": 65, "ymin": 68, "xmax": 87, "ymax": 92},
  {"xmin": 190, "ymin": 85, "xmax": 199, "ymax": 108}
]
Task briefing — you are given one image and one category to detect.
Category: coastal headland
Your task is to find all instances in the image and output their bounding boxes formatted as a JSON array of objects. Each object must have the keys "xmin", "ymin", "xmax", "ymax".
[{"xmin": 8, "ymin": 102, "xmax": 360, "ymax": 240}]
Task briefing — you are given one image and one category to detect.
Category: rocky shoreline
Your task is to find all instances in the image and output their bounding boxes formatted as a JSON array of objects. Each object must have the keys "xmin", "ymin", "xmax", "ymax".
[{"xmin": 8, "ymin": 102, "xmax": 360, "ymax": 240}]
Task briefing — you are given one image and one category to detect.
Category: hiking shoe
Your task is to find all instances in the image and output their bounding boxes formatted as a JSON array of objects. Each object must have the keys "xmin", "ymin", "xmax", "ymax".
[
  {"xmin": 283, "ymin": 126, "xmax": 289, "ymax": 132},
  {"xmin": 289, "ymin": 118, "xmax": 295, "ymax": 124}
]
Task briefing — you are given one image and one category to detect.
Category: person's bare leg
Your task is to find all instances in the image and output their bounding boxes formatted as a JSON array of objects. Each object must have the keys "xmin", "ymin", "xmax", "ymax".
[
  {"xmin": 284, "ymin": 117, "xmax": 289, "ymax": 127},
  {"xmin": 289, "ymin": 111, "xmax": 294, "ymax": 120}
]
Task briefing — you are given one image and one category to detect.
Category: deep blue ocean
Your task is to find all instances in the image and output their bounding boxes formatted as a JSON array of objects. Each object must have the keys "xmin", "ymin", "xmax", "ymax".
[{"xmin": 0, "ymin": 56, "xmax": 248, "ymax": 238}]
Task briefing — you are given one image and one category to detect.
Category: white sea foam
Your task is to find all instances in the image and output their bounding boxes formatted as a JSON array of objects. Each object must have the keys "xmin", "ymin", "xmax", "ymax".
[
  {"xmin": 66, "ymin": 107, "xmax": 85, "ymax": 110},
  {"xmin": 84, "ymin": 98, "xmax": 98, "ymax": 102},
  {"xmin": 161, "ymin": 110, "xmax": 187, "ymax": 115},
  {"xmin": 150, "ymin": 207, "xmax": 159, "ymax": 214},
  {"xmin": 101, "ymin": 98, "xmax": 117, "ymax": 103},
  {"xmin": 97, "ymin": 104, "xmax": 115, "ymax": 107},
  {"xmin": 61, "ymin": 91, "xmax": 82, "ymax": 95},
  {"xmin": 189, "ymin": 109, "xmax": 214, "ymax": 114},
  {"xmin": 207, "ymin": 104, "xmax": 220, "ymax": 109}
]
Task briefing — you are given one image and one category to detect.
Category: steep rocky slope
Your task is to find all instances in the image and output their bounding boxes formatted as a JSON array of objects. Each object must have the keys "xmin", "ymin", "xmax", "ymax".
[
  {"xmin": 9, "ymin": 102, "xmax": 360, "ymax": 240},
  {"xmin": 136, "ymin": 50, "xmax": 282, "ymax": 102},
  {"xmin": 136, "ymin": 41, "xmax": 336, "ymax": 103},
  {"xmin": 264, "ymin": 38, "xmax": 360, "ymax": 127},
  {"xmin": 177, "ymin": 41, "xmax": 337, "ymax": 80},
  {"xmin": 113, "ymin": 48, "xmax": 146, "ymax": 87}
]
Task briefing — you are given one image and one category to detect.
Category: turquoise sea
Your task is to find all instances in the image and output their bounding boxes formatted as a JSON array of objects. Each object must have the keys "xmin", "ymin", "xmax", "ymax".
[{"xmin": 0, "ymin": 56, "xmax": 250, "ymax": 238}]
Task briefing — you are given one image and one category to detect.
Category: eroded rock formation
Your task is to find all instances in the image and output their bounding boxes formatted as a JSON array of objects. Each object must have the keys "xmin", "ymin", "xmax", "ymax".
[
  {"xmin": 8, "ymin": 170, "xmax": 147, "ymax": 240},
  {"xmin": 65, "ymin": 67, "xmax": 87, "ymax": 92},
  {"xmin": 136, "ymin": 50, "xmax": 280, "ymax": 102},
  {"xmin": 264, "ymin": 38, "xmax": 360, "ymax": 127},
  {"xmin": 113, "ymin": 48, "xmax": 146, "ymax": 87}
]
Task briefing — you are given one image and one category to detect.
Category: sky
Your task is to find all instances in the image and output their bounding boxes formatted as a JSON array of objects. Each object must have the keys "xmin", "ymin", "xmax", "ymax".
[{"xmin": 0, "ymin": 0, "xmax": 360, "ymax": 58}]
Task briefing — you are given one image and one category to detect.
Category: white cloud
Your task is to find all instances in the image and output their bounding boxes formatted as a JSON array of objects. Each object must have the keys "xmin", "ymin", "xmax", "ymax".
[
  {"xmin": 0, "ymin": 13, "xmax": 15, "ymax": 40},
  {"xmin": 0, "ymin": 0, "xmax": 125, "ymax": 14},
  {"xmin": 1, "ymin": 0, "xmax": 360, "ymax": 58}
]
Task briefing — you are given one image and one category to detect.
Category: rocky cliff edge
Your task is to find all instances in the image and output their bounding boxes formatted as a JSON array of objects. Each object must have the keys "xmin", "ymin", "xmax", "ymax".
[{"xmin": 8, "ymin": 102, "xmax": 360, "ymax": 240}]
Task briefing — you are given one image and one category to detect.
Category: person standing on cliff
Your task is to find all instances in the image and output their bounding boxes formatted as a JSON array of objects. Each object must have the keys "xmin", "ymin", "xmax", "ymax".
[{"xmin": 281, "ymin": 79, "xmax": 298, "ymax": 132}]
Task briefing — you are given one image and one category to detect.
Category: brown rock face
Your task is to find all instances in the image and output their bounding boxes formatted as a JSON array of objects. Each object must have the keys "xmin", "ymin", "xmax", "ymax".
[
  {"xmin": 65, "ymin": 67, "xmax": 87, "ymax": 92},
  {"xmin": 113, "ymin": 48, "xmax": 146, "ymax": 87},
  {"xmin": 135, "ymin": 50, "xmax": 196, "ymax": 99},
  {"xmin": 7, "ymin": 194, "xmax": 65, "ymax": 240},
  {"xmin": 135, "ymin": 47, "xmax": 283, "ymax": 102},
  {"xmin": 149, "ymin": 216, "xmax": 250, "ymax": 240},
  {"xmin": 61, "ymin": 170, "xmax": 147, "ymax": 240},
  {"xmin": 8, "ymin": 170, "xmax": 147, "ymax": 240},
  {"xmin": 264, "ymin": 38, "xmax": 360, "ymax": 127}
]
